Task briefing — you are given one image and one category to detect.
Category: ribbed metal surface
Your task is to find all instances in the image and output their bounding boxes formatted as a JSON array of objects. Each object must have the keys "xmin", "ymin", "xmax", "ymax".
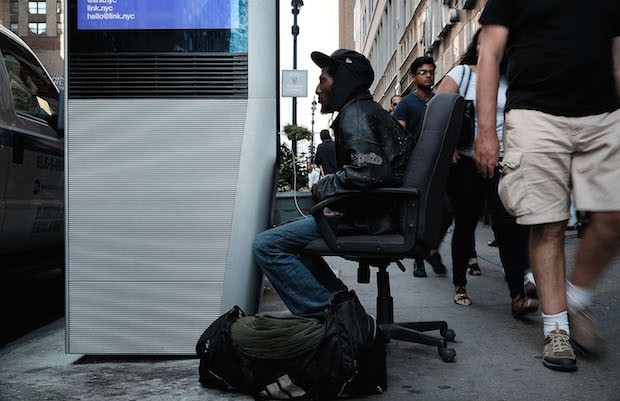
[
  {"xmin": 68, "ymin": 53, "xmax": 248, "ymax": 99},
  {"xmin": 66, "ymin": 99, "xmax": 249, "ymax": 354},
  {"xmin": 67, "ymin": 99, "xmax": 247, "ymax": 283},
  {"xmin": 68, "ymin": 282, "xmax": 223, "ymax": 354}
]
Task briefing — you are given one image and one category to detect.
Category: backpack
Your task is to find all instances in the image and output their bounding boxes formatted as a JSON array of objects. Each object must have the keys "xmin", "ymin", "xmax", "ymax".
[{"xmin": 196, "ymin": 290, "xmax": 387, "ymax": 400}]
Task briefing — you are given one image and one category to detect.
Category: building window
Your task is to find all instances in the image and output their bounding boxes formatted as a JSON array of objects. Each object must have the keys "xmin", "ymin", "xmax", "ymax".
[
  {"xmin": 28, "ymin": 1, "xmax": 47, "ymax": 14},
  {"xmin": 57, "ymin": 0, "xmax": 63, "ymax": 14},
  {"xmin": 28, "ymin": 22, "xmax": 47, "ymax": 35},
  {"xmin": 10, "ymin": 23, "xmax": 19, "ymax": 33},
  {"xmin": 10, "ymin": 0, "xmax": 19, "ymax": 13},
  {"xmin": 57, "ymin": 23, "xmax": 63, "ymax": 35}
]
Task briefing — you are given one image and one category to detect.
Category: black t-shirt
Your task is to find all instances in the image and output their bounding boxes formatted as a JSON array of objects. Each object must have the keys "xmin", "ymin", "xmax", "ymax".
[
  {"xmin": 392, "ymin": 92, "xmax": 429, "ymax": 137},
  {"xmin": 315, "ymin": 139, "xmax": 337, "ymax": 175},
  {"xmin": 480, "ymin": 0, "xmax": 620, "ymax": 117}
]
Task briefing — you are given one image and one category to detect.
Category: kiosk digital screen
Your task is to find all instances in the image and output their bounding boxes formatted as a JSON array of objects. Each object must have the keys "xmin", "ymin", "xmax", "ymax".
[
  {"xmin": 69, "ymin": 0, "xmax": 248, "ymax": 53},
  {"xmin": 77, "ymin": 0, "xmax": 242, "ymax": 30}
]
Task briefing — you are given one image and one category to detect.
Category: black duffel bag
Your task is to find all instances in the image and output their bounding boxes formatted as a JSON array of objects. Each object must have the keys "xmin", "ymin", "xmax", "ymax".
[{"xmin": 196, "ymin": 290, "xmax": 387, "ymax": 400}]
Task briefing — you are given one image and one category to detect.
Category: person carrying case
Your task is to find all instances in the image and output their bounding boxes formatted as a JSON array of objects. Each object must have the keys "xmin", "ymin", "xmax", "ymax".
[{"xmin": 196, "ymin": 290, "xmax": 387, "ymax": 400}]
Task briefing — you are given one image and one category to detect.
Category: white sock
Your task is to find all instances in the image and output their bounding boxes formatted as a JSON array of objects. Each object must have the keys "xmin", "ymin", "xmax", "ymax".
[
  {"xmin": 566, "ymin": 281, "xmax": 593, "ymax": 312},
  {"xmin": 542, "ymin": 311, "xmax": 569, "ymax": 337}
]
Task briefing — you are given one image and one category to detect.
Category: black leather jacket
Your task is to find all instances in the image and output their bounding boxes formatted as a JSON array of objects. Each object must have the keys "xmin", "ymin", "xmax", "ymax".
[{"xmin": 312, "ymin": 93, "xmax": 415, "ymax": 234}]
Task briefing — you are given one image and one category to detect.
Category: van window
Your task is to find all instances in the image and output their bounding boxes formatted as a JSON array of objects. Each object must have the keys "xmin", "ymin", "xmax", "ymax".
[{"xmin": 1, "ymin": 47, "xmax": 58, "ymax": 127}]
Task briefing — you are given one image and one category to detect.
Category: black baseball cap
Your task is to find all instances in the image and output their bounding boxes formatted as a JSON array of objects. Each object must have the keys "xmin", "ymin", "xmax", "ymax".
[{"xmin": 311, "ymin": 49, "xmax": 374, "ymax": 88}]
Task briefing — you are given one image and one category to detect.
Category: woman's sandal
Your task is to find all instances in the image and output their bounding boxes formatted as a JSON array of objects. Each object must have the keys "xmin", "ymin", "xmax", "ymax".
[
  {"xmin": 468, "ymin": 263, "xmax": 481, "ymax": 276},
  {"xmin": 454, "ymin": 286, "xmax": 472, "ymax": 306}
]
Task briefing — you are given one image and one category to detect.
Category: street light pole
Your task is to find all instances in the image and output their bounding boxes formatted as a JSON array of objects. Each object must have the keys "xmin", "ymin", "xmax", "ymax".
[
  {"xmin": 310, "ymin": 97, "xmax": 317, "ymax": 159},
  {"xmin": 291, "ymin": 0, "xmax": 303, "ymax": 156}
]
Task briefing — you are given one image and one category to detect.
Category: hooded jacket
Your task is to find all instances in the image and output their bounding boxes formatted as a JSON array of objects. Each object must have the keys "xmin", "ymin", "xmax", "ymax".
[{"xmin": 312, "ymin": 91, "xmax": 415, "ymax": 234}]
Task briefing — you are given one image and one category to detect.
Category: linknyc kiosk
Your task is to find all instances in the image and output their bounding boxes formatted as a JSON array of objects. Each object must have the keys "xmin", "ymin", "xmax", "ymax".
[{"xmin": 65, "ymin": 0, "xmax": 278, "ymax": 354}]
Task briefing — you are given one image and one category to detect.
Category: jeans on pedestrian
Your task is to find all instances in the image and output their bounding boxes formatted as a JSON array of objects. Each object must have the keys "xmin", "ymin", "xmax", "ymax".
[{"xmin": 252, "ymin": 216, "xmax": 347, "ymax": 316}]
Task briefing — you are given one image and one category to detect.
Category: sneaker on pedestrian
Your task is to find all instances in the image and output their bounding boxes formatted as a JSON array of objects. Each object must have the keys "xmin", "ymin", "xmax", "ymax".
[
  {"xmin": 569, "ymin": 308, "xmax": 604, "ymax": 357},
  {"xmin": 413, "ymin": 259, "xmax": 427, "ymax": 277},
  {"xmin": 542, "ymin": 326, "xmax": 577, "ymax": 372},
  {"xmin": 426, "ymin": 251, "xmax": 446, "ymax": 275}
]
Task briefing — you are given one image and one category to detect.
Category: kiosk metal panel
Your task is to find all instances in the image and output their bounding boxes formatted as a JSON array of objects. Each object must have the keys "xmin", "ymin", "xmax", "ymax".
[{"xmin": 65, "ymin": 0, "xmax": 277, "ymax": 354}]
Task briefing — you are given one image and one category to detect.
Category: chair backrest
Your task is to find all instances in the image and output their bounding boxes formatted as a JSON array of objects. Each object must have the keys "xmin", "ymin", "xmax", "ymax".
[{"xmin": 400, "ymin": 93, "xmax": 463, "ymax": 252}]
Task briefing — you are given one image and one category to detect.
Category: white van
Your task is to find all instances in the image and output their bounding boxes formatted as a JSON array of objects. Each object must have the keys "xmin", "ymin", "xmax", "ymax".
[{"xmin": 0, "ymin": 25, "xmax": 64, "ymax": 264}]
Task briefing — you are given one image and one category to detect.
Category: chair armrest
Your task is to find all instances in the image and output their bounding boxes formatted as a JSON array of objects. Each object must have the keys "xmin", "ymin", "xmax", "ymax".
[
  {"xmin": 310, "ymin": 188, "xmax": 419, "ymax": 213},
  {"xmin": 308, "ymin": 191, "xmax": 362, "ymax": 214},
  {"xmin": 310, "ymin": 187, "xmax": 420, "ymax": 252}
]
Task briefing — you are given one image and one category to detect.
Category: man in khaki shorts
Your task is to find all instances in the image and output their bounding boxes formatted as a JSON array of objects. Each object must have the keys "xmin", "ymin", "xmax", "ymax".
[{"xmin": 475, "ymin": 0, "xmax": 620, "ymax": 372}]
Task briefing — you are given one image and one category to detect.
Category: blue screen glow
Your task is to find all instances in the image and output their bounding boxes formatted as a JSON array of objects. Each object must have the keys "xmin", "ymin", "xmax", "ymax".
[{"xmin": 77, "ymin": 0, "xmax": 241, "ymax": 30}]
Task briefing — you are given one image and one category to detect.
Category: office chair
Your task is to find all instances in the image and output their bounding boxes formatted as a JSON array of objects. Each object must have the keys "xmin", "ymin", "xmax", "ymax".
[{"xmin": 302, "ymin": 93, "xmax": 463, "ymax": 362}]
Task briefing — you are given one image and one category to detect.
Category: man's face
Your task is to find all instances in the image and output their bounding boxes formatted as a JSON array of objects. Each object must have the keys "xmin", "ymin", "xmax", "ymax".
[
  {"xmin": 316, "ymin": 67, "xmax": 334, "ymax": 113},
  {"xmin": 414, "ymin": 63, "xmax": 435, "ymax": 90}
]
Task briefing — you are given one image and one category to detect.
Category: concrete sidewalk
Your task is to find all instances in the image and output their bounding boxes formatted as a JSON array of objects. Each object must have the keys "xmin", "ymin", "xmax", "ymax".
[{"xmin": 1, "ymin": 223, "xmax": 618, "ymax": 401}]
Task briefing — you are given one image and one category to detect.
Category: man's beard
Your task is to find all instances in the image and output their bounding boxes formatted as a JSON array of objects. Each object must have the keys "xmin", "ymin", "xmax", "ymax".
[
  {"xmin": 417, "ymin": 83, "xmax": 433, "ymax": 91},
  {"xmin": 320, "ymin": 103, "xmax": 335, "ymax": 114}
]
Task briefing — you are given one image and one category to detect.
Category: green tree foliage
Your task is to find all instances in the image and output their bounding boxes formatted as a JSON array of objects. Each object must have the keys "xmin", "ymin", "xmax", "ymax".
[
  {"xmin": 278, "ymin": 143, "xmax": 309, "ymax": 192},
  {"xmin": 283, "ymin": 124, "xmax": 313, "ymax": 142}
]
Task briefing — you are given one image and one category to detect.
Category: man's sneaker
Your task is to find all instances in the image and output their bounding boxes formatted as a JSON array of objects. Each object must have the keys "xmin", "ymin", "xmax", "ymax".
[
  {"xmin": 426, "ymin": 251, "xmax": 447, "ymax": 275},
  {"xmin": 542, "ymin": 328, "xmax": 577, "ymax": 372},
  {"xmin": 569, "ymin": 308, "xmax": 604, "ymax": 357},
  {"xmin": 413, "ymin": 259, "xmax": 427, "ymax": 277}
]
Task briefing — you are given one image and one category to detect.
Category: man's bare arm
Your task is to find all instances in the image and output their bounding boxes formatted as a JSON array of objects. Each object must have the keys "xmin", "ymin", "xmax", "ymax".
[
  {"xmin": 474, "ymin": 25, "xmax": 508, "ymax": 178},
  {"xmin": 613, "ymin": 36, "xmax": 620, "ymax": 100}
]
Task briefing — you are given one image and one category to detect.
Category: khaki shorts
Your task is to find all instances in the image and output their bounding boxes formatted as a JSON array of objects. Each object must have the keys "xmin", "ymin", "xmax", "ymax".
[{"xmin": 499, "ymin": 108, "xmax": 620, "ymax": 225}]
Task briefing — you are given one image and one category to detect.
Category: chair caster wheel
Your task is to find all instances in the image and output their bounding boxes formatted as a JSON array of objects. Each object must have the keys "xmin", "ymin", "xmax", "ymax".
[
  {"xmin": 438, "ymin": 347, "xmax": 456, "ymax": 362},
  {"xmin": 441, "ymin": 328, "xmax": 456, "ymax": 342}
]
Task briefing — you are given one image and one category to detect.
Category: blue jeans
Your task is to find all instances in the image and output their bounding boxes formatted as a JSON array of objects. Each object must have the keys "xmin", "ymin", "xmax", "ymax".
[{"xmin": 252, "ymin": 216, "xmax": 348, "ymax": 316}]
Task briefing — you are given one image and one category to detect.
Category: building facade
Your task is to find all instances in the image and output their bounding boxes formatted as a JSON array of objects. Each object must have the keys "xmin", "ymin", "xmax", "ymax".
[
  {"xmin": 0, "ymin": 0, "xmax": 64, "ymax": 84},
  {"xmin": 341, "ymin": 0, "xmax": 486, "ymax": 109}
]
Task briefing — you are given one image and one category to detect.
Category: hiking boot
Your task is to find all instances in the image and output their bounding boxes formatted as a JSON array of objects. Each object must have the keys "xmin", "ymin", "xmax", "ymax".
[
  {"xmin": 413, "ymin": 259, "xmax": 427, "ymax": 277},
  {"xmin": 542, "ymin": 328, "xmax": 577, "ymax": 372},
  {"xmin": 569, "ymin": 308, "xmax": 604, "ymax": 357},
  {"xmin": 426, "ymin": 251, "xmax": 446, "ymax": 275}
]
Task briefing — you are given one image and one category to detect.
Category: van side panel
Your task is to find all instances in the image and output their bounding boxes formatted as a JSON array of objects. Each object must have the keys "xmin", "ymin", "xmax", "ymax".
[
  {"xmin": 0, "ymin": 26, "xmax": 63, "ymax": 256},
  {"xmin": 1, "ymin": 130, "xmax": 64, "ymax": 253},
  {"xmin": 0, "ymin": 127, "xmax": 9, "ymax": 231},
  {"xmin": 0, "ymin": 44, "xmax": 13, "ymax": 235}
]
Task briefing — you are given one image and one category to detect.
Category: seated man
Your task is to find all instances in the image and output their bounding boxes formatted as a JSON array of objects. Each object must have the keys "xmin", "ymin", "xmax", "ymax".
[{"xmin": 253, "ymin": 49, "xmax": 415, "ymax": 316}]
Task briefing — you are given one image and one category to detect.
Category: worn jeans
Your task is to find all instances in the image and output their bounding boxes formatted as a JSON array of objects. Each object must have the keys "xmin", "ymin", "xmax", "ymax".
[{"xmin": 252, "ymin": 216, "xmax": 348, "ymax": 316}]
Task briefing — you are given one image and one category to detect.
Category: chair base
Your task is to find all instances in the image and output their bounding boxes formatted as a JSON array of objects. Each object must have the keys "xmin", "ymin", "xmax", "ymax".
[
  {"xmin": 380, "ymin": 322, "xmax": 456, "ymax": 362},
  {"xmin": 373, "ymin": 263, "xmax": 456, "ymax": 362}
]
